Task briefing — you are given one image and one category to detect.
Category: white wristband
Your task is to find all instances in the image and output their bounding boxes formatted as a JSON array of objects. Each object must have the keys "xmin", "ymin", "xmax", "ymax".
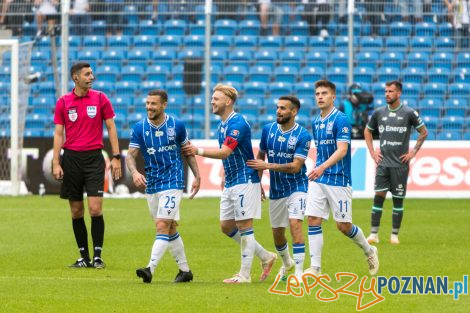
[{"xmin": 197, "ymin": 148, "xmax": 204, "ymax": 156}]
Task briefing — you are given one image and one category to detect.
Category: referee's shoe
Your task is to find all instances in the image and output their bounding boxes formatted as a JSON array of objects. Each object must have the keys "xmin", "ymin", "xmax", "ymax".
[{"xmin": 93, "ymin": 257, "xmax": 106, "ymax": 269}]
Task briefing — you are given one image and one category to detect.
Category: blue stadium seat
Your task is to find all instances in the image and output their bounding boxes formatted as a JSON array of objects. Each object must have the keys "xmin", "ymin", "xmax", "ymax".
[
  {"xmin": 390, "ymin": 21, "xmax": 412, "ymax": 36},
  {"xmin": 112, "ymin": 96, "xmax": 133, "ymax": 113},
  {"xmin": 214, "ymin": 19, "xmax": 238, "ymax": 36},
  {"xmin": 405, "ymin": 52, "xmax": 430, "ymax": 71},
  {"xmin": 380, "ymin": 51, "xmax": 404, "ymax": 70},
  {"xmin": 36, "ymin": 36, "xmax": 51, "ymax": 48},
  {"xmin": 285, "ymin": 36, "xmax": 308, "ymax": 49},
  {"xmin": 444, "ymin": 98, "xmax": 467, "ymax": 116},
  {"xmin": 290, "ymin": 20, "xmax": 309, "ymax": 36},
  {"xmin": 139, "ymin": 20, "xmax": 161, "ymax": 36},
  {"xmin": 295, "ymin": 82, "xmax": 314, "ymax": 97},
  {"xmin": 401, "ymin": 82, "xmax": 421, "ymax": 98},
  {"xmin": 359, "ymin": 36, "xmax": 383, "ymax": 52},
  {"xmin": 449, "ymin": 83, "xmax": 470, "ymax": 97},
  {"xmin": 244, "ymin": 81, "xmax": 267, "ymax": 98},
  {"xmin": 330, "ymin": 51, "xmax": 349, "ymax": 68},
  {"xmin": 93, "ymin": 81, "xmax": 114, "ymax": 95},
  {"xmin": 127, "ymin": 48, "xmax": 151, "ymax": 63},
  {"xmin": 116, "ymin": 81, "xmax": 139, "ymax": 97},
  {"xmin": 279, "ymin": 50, "xmax": 304, "ymax": 70},
  {"xmin": 300, "ymin": 66, "xmax": 324, "ymax": 83},
  {"xmin": 418, "ymin": 98, "xmax": 443, "ymax": 117},
  {"xmin": 171, "ymin": 65, "xmax": 184, "ymax": 81},
  {"xmin": 402, "ymin": 67, "xmax": 424, "ymax": 84},
  {"xmin": 305, "ymin": 51, "xmax": 328, "ymax": 69},
  {"xmin": 59, "ymin": 35, "xmax": 82, "ymax": 48},
  {"xmin": 83, "ymin": 36, "xmax": 106, "ymax": 48},
  {"xmin": 102, "ymin": 49, "xmax": 126, "ymax": 67},
  {"xmin": 238, "ymin": 20, "xmax": 260, "ymax": 36},
  {"xmin": 121, "ymin": 65, "xmax": 145, "ymax": 83},
  {"xmin": 431, "ymin": 52, "xmax": 454, "ymax": 71},
  {"xmin": 309, "ymin": 36, "xmax": 332, "ymax": 52},
  {"xmin": 209, "ymin": 49, "xmax": 227, "ymax": 66},
  {"xmin": 456, "ymin": 52, "xmax": 470, "ymax": 68},
  {"xmin": 159, "ymin": 35, "xmax": 182, "ymax": 48},
  {"xmin": 229, "ymin": 49, "xmax": 253, "ymax": 66},
  {"xmin": 248, "ymin": 65, "xmax": 271, "ymax": 83},
  {"xmin": 238, "ymin": 97, "xmax": 264, "ymax": 108},
  {"xmin": 376, "ymin": 67, "xmax": 400, "ymax": 83},
  {"xmin": 153, "ymin": 48, "xmax": 177, "ymax": 64},
  {"xmin": 108, "ymin": 36, "xmax": 132, "ymax": 48},
  {"xmin": 453, "ymin": 67, "xmax": 470, "ymax": 83},
  {"xmin": 77, "ymin": 49, "xmax": 101, "ymax": 63},
  {"xmin": 410, "ymin": 37, "xmax": 433, "ymax": 52},
  {"xmin": 326, "ymin": 66, "xmax": 348, "ymax": 84},
  {"xmin": 425, "ymin": 67, "xmax": 449, "ymax": 84},
  {"xmin": 259, "ymin": 36, "xmax": 283, "ymax": 49},
  {"xmin": 183, "ymin": 35, "xmax": 205, "ymax": 49},
  {"xmin": 188, "ymin": 20, "xmax": 206, "ymax": 35},
  {"xmin": 31, "ymin": 97, "xmax": 55, "ymax": 115},
  {"xmin": 166, "ymin": 80, "xmax": 184, "ymax": 96},
  {"xmin": 463, "ymin": 131, "xmax": 470, "ymax": 140},
  {"xmin": 421, "ymin": 116, "xmax": 439, "ymax": 131},
  {"xmin": 211, "ymin": 35, "xmax": 233, "ymax": 49},
  {"xmin": 163, "ymin": 19, "xmax": 187, "ymax": 36},
  {"xmin": 435, "ymin": 37, "xmax": 455, "ymax": 51},
  {"xmin": 438, "ymin": 22, "xmax": 453, "ymax": 36},
  {"xmin": 440, "ymin": 115, "xmax": 465, "ymax": 130},
  {"xmin": 274, "ymin": 66, "xmax": 297, "ymax": 84},
  {"xmin": 356, "ymin": 52, "xmax": 379, "ymax": 69},
  {"xmin": 415, "ymin": 22, "xmax": 437, "ymax": 37},
  {"xmin": 254, "ymin": 50, "xmax": 278, "ymax": 67},
  {"xmin": 353, "ymin": 67, "xmax": 374, "ymax": 84},
  {"xmin": 385, "ymin": 37, "xmax": 408, "ymax": 52},
  {"xmin": 234, "ymin": 36, "xmax": 258, "ymax": 48},
  {"xmin": 96, "ymin": 65, "xmax": 120, "ymax": 83},
  {"xmin": 31, "ymin": 50, "xmax": 51, "ymax": 63},
  {"xmin": 423, "ymin": 83, "xmax": 447, "ymax": 98},
  {"xmin": 146, "ymin": 64, "xmax": 170, "ymax": 82},
  {"xmin": 224, "ymin": 65, "xmax": 247, "ymax": 83},
  {"xmin": 437, "ymin": 130, "xmax": 462, "ymax": 140},
  {"xmin": 133, "ymin": 35, "xmax": 158, "ymax": 47},
  {"xmin": 334, "ymin": 36, "xmax": 358, "ymax": 50},
  {"xmin": 25, "ymin": 113, "xmax": 48, "ymax": 129},
  {"xmin": 177, "ymin": 49, "xmax": 203, "ymax": 60}
]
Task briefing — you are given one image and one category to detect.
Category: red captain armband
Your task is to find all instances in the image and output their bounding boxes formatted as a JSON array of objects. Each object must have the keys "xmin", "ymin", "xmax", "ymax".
[{"xmin": 223, "ymin": 136, "xmax": 239, "ymax": 151}]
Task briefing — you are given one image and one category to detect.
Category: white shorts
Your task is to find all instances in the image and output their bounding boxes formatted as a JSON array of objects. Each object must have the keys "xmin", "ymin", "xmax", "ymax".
[
  {"xmin": 147, "ymin": 189, "xmax": 183, "ymax": 221},
  {"xmin": 220, "ymin": 182, "xmax": 261, "ymax": 221},
  {"xmin": 269, "ymin": 192, "xmax": 306, "ymax": 228},
  {"xmin": 305, "ymin": 181, "xmax": 352, "ymax": 223}
]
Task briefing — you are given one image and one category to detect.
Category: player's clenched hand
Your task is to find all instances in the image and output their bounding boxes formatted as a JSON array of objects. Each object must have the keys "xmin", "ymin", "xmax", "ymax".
[
  {"xmin": 189, "ymin": 176, "xmax": 200, "ymax": 199},
  {"xmin": 131, "ymin": 171, "xmax": 147, "ymax": 189},
  {"xmin": 181, "ymin": 143, "xmax": 197, "ymax": 156},
  {"xmin": 111, "ymin": 158, "xmax": 122, "ymax": 180},
  {"xmin": 247, "ymin": 159, "xmax": 269, "ymax": 170}
]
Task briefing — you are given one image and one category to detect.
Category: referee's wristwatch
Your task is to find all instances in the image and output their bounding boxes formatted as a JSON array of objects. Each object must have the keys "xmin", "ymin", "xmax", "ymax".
[{"xmin": 112, "ymin": 154, "xmax": 121, "ymax": 160}]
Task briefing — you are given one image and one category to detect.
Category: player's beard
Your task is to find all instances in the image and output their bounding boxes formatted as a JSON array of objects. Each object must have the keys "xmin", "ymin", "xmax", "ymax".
[
  {"xmin": 277, "ymin": 114, "xmax": 290, "ymax": 125},
  {"xmin": 147, "ymin": 110, "xmax": 162, "ymax": 122}
]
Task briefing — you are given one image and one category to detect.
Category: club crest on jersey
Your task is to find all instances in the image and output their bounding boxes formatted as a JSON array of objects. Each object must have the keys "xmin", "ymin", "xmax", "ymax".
[
  {"xmin": 68, "ymin": 109, "xmax": 78, "ymax": 122},
  {"xmin": 278, "ymin": 136, "xmax": 286, "ymax": 142},
  {"xmin": 167, "ymin": 127, "xmax": 175, "ymax": 140},
  {"xmin": 378, "ymin": 125, "xmax": 385, "ymax": 133},
  {"xmin": 87, "ymin": 106, "xmax": 97, "ymax": 118},
  {"xmin": 326, "ymin": 121, "xmax": 333, "ymax": 134},
  {"xmin": 288, "ymin": 136, "xmax": 297, "ymax": 146},
  {"xmin": 155, "ymin": 131, "xmax": 164, "ymax": 137}
]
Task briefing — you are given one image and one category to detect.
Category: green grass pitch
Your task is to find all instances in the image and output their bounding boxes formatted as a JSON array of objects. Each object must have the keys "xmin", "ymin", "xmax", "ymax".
[{"xmin": 0, "ymin": 196, "xmax": 469, "ymax": 312}]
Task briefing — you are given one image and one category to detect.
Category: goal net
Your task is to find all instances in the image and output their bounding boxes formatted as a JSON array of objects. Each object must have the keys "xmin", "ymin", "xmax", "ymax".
[{"xmin": 0, "ymin": 39, "xmax": 34, "ymax": 195}]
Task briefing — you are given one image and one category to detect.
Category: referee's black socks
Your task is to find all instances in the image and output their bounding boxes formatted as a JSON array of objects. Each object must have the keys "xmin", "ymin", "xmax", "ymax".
[
  {"xmin": 72, "ymin": 217, "xmax": 90, "ymax": 260},
  {"xmin": 91, "ymin": 215, "xmax": 105, "ymax": 259}
]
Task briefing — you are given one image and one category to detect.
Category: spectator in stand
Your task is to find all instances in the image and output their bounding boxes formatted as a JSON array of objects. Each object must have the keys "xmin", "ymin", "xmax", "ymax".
[
  {"xmin": 34, "ymin": 0, "xmax": 58, "ymax": 37},
  {"xmin": 364, "ymin": 0, "xmax": 385, "ymax": 36},
  {"xmin": 444, "ymin": 0, "xmax": 470, "ymax": 48},
  {"xmin": 70, "ymin": 0, "xmax": 92, "ymax": 35},
  {"xmin": 104, "ymin": 0, "xmax": 124, "ymax": 36},
  {"xmin": 259, "ymin": 0, "xmax": 285, "ymax": 36},
  {"xmin": 302, "ymin": 0, "xmax": 331, "ymax": 37}
]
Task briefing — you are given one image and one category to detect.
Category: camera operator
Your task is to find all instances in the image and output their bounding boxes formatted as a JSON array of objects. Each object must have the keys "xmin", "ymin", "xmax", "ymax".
[{"xmin": 339, "ymin": 83, "xmax": 374, "ymax": 139}]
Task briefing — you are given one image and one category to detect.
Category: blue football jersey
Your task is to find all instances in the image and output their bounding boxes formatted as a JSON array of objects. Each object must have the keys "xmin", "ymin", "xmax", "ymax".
[
  {"xmin": 218, "ymin": 112, "xmax": 260, "ymax": 188},
  {"xmin": 259, "ymin": 122, "xmax": 311, "ymax": 199},
  {"xmin": 311, "ymin": 107, "xmax": 352, "ymax": 187},
  {"xmin": 129, "ymin": 114, "xmax": 188, "ymax": 194}
]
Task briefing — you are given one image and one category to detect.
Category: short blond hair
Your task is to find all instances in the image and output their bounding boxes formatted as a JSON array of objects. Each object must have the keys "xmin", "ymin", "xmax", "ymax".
[{"xmin": 213, "ymin": 83, "xmax": 238, "ymax": 103}]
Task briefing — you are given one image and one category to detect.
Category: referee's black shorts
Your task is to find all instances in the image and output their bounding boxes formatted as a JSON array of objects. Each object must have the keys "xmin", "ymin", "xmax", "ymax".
[{"xmin": 60, "ymin": 149, "xmax": 105, "ymax": 201}]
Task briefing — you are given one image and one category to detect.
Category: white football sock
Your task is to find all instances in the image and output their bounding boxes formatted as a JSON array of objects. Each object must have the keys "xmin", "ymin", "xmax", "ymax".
[
  {"xmin": 308, "ymin": 225, "xmax": 323, "ymax": 269},
  {"xmin": 239, "ymin": 228, "xmax": 256, "ymax": 279},
  {"xmin": 147, "ymin": 234, "xmax": 169, "ymax": 274},
  {"xmin": 169, "ymin": 232, "xmax": 189, "ymax": 272}
]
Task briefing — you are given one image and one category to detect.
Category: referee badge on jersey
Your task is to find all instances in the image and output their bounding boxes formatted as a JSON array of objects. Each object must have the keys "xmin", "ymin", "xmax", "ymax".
[
  {"xmin": 87, "ymin": 106, "xmax": 97, "ymax": 118},
  {"xmin": 68, "ymin": 108, "xmax": 78, "ymax": 122}
]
